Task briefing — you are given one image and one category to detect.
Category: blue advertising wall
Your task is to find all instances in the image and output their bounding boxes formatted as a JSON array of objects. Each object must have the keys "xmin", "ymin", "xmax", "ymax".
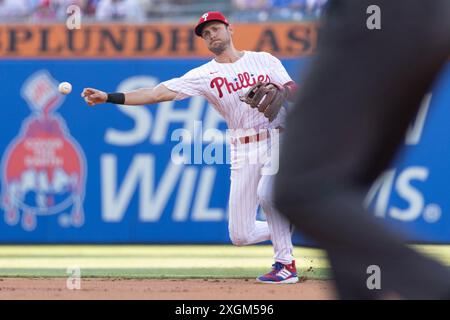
[{"xmin": 1, "ymin": 58, "xmax": 450, "ymax": 244}]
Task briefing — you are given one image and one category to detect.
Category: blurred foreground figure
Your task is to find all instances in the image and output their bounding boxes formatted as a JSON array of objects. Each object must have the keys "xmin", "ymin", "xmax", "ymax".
[{"xmin": 275, "ymin": 0, "xmax": 450, "ymax": 299}]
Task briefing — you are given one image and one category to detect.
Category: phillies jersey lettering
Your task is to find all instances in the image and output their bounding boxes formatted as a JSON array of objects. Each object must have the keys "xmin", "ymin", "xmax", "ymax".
[
  {"xmin": 210, "ymin": 72, "xmax": 270, "ymax": 98},
  {"xmin": 162, "ymin": 51, "xmax": 292, "ymax": 130}
]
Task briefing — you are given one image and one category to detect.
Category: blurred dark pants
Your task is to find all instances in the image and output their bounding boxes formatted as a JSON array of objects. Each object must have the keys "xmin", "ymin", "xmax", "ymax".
[{"xmin": 274, "ymin": 0, "xmax": 450, "ymax": 299}]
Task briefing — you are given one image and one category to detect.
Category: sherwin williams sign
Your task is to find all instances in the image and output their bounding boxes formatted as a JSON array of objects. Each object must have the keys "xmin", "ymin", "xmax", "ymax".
[{"xmin": 1, "ymin": 37, "xmax": 450, "ymax": 243}]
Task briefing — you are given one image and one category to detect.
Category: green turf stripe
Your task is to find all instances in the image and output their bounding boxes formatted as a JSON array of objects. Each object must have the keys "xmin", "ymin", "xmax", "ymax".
[
  {"xmin": 0, "ymin": 244, "xmax": 448, "ymax": 282},
  {"xmin": 0, "ymin": 255, "xmax": 299, "ymax": 259},
  {"xmin": 0, "ymin": 267, "xmax": 331, "ymax": 280}
]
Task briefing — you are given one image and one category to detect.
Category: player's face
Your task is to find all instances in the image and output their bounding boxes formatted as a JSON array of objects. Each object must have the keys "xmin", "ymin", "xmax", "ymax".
[{"xmin": 201, "ymin": 22, "xmax": 232, "ymax": 56}]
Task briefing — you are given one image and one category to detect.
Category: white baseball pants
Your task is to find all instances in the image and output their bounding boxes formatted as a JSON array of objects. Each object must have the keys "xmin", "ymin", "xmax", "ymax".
[{"xmin": 227, "ymin": 131, "xmax": 294, "ymax": 264}]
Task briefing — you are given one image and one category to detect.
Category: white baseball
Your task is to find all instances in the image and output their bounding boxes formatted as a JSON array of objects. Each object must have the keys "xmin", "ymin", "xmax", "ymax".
[{"xmin": 58, "ymin": 82, "xmax": 72, "ymax": 95}]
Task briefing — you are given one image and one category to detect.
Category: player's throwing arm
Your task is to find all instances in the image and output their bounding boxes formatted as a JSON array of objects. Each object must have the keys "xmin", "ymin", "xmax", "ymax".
[{"xmin": 81, "ymin": 84, "xmax": 178, "ymax": 106}]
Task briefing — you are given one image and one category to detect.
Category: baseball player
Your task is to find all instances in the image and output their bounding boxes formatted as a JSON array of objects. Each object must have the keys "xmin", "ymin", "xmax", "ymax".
[{"xmin": 82, "ymin": 12, "xmax": 299, "ymax": 284}]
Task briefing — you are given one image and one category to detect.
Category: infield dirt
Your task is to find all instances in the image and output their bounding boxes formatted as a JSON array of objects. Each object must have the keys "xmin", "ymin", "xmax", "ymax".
[{"xmin": 0, "ymin": 278, "xmax": 336, "ymax": 300}]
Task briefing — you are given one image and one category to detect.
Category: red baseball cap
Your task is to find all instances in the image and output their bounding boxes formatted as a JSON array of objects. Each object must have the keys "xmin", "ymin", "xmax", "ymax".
[{"xmin": 194, "ymin": 11, "xmax": 229, "ymax": 37}]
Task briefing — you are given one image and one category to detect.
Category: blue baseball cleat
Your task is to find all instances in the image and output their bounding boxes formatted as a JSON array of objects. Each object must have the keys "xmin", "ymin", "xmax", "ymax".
[{"xmin": 256, "ymin": 260, "xmax": 299, "ymax": 284}]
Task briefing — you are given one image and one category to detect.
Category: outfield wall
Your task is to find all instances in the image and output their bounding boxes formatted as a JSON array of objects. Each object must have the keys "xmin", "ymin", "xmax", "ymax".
[{"xmin": 1, "ymin": 23, "xmax": 450, "ymax": 244}]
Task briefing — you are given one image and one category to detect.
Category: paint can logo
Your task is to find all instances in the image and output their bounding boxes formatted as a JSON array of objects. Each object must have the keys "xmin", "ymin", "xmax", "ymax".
[{"xmin": 1, "ymin": 70, "xmax": 87, "ymax": 231}]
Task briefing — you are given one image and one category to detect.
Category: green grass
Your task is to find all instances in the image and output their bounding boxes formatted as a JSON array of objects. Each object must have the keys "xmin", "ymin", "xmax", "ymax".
[
  {"xmin": 0, "ymin": 267, "xmax": 331, "ymax": 279},
  {"xmin": 0, "ymin": 244, "xmax": 448, "ymax": 280},
  {"xmin": 0, "ymin": 245, "xmax": 329, "ymax": 279}
]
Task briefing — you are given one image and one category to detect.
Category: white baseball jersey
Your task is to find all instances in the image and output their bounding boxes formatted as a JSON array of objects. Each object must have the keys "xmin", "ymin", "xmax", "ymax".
[{"xmin": 161, "ymin": 50, "xmax": 293, "ymax": 131}]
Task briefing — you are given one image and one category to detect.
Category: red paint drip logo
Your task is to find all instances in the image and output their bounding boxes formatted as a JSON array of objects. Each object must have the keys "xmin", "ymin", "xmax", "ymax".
[{"xmin": 1, "ymin": 70, "xmax": 86, "ymax": 231}]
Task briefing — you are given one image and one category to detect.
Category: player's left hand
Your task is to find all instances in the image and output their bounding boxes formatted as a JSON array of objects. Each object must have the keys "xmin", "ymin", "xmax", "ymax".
[{"xmin": 240, "ymin": 81, "xmax": 288, "ymax": 122}]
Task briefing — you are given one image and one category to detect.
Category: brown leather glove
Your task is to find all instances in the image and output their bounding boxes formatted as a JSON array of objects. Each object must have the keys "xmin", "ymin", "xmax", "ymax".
[{"xmin": 240, "ymin": 81, "xmax": 288, "ymax": 122}]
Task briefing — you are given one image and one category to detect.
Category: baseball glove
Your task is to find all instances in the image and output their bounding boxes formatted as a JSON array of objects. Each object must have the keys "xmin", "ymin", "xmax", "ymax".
[{"xmin": 240, "ymin": 81, "xmax": 288, "ymax": 122}]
